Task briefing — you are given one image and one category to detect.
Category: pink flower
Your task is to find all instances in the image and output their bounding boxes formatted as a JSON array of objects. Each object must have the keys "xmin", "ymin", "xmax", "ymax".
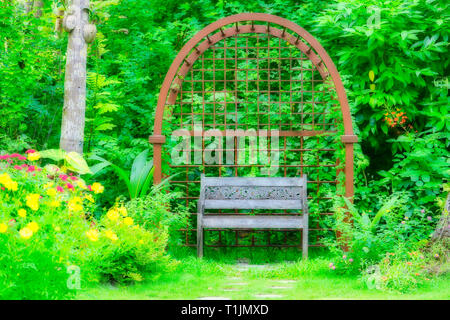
[
  {"xmin": 420, "ymin": 209, "xmax": 425, "ymax": 214},
  {"xmin": 56, "ymin": 186, "xmax": 64, "ymax": 193},
  {"xmin": 10, "ymin": 153, "xmax": 20, "ymax": 158},
  {"xmin": 349, "ymin": 258, "xmax": 353, "ymax": 263},
  {"xmin": 427, "ymin": 216, "xmax": 432, "ymax": 221},
  {"xmin": 27, "ymin": 165, "xmax": 36, "ymax": 172},
  {"xmin": 13, "ymin": 165, "xmax": 22, "ymax": 170},
  {"xmin": 21, "ymin": 164, "xmax": 28, "ymax": 168},
  {"xmin": 59, "ymin": 174, "xmax": 68, "ymax": 181},
  {"xmin": 25, "ymin": 149, "xmax": 36, "ymax": 154},
  {"xmin": 18, "ymin": 155, "xmax": 26, "ymax": 160},
  {"xmin": 69, "ymin": 176, "xmax": 78, "ymax": 181},
  {"xmin": 342, "ymin": 255, "xmax": 347, "ymax": 259},
  {"xmin": 401, "ymin": 221, "xmax": 406, "ymax": 225},
  {"xmin": 66, "ymin": 183, "xmax": 74, "ymax": 191},
  {"xmin": 87, "ymin": 185, "xmax": 92, "ymax": 191}
]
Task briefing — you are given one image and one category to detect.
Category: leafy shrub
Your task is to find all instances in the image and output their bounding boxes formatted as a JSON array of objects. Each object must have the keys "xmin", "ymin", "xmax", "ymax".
[
  {"xmin": 124, "ymin": 191, "xmax": 190, "ymax": 245},
  {"xmin": 0, "ymin": 149, "xmax": 183, "ymax": 296},
  {"xmin": 74, "ymin": 205, "xmax": 178, "ymax": 284},
  {"xmin": 0, "ymin": 228, "xmax": 73, "ymax": 300},
  {"xmin": 361, "ymin": 240, "xmax": 449, "ymax": 292},
  {"xmin": 325, "ymin": 191, "xmax": 438, "ymax": 274},
  {"xmin": 0, "ymin": 150, "xmax": 98, "ymax": 298}
]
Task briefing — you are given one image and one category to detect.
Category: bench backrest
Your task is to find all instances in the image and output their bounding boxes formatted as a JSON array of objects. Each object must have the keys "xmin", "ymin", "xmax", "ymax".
[{"xmin": 198, "ymin": 175, "xmax": 307, "ymax": 210}]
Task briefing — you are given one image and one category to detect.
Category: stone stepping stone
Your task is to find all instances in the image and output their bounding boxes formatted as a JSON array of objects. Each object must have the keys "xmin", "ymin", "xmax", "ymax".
[
  {"xmin": 254, "ymin": 294, "xmax": 284, "ymax": 299},
  {"xmin": 197, "ymin": 296, "xmax": 231, "ymax": 300},
  {"xmin": 235, "ymin": 264, "xmax": 275, "ymax": 271},
  {"xmin": 275, "ymin": 280, "xmax": 297, "ymax": 284},
  {"xmin": 223, "ymin": 288, "xmax": 241, "ymax": 292}
]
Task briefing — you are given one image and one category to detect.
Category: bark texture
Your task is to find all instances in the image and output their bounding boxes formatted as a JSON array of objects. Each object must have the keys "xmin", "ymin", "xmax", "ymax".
[
  {"xmin": 432, "ymin": 193, "xmax": 450, "ymax": 241},
  {"xmin": 59, "ymin": 0, "xmax": 90, "ymax": 153}
]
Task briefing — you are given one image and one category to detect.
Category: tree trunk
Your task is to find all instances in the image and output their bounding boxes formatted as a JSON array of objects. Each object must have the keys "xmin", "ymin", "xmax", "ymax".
[
  {"xmin": 59, "ymin": 0, "xmax": 90, "ymax": 153},
  {"xmin": 24, "ymin": 0, "xmax": 34, "ymax": 13},
  {"xmin": 432, "ymin": 193, "xmax": 450, "ymax": 241}
]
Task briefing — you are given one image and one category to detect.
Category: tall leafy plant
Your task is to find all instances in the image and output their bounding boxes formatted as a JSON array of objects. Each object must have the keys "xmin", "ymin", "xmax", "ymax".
[{"xmin": 90, "ymin": 149, "xmax": 174, "ymax": 199}]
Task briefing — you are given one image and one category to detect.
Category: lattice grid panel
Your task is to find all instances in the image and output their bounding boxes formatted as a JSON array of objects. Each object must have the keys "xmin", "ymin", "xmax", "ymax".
[{"xmin": 162, "ymin": 28, "xmax": 343, "ymax": 248}]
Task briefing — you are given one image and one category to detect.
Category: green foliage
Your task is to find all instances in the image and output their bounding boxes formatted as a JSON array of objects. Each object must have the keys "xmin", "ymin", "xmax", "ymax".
[
  {"xmin": 325, "ymin": 191, "xmax": 437, "ymax": 275},
  {"xmin": 124, "ymin": 191, "xmax": 190, "ymax": 245},
  {"xmin": 40, "ymin": 149, "xmax": 92, "ymax": 174},
  {"xmin": 0, "ymin": 235, "xmax": 73, "ymax": 300},
  {"xmin": 91, "ymin": 149, "xmax": 176, "ymax": 199}
]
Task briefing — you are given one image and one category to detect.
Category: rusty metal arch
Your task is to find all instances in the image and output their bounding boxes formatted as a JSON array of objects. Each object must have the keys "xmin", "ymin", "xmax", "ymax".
[{"xmin": 150, "ymin": 13, "xmax": 357, "ymax": 199}]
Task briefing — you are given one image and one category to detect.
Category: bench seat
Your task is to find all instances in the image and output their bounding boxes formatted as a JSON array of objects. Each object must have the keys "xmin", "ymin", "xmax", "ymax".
[{"xmin": 197, "ymin": 174, "xmax": 309, "ymax": 258}]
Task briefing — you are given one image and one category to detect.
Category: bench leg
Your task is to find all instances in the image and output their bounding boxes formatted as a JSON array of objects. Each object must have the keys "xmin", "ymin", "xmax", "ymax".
[
  {"xmin": 197, "ymin": 210, "xmax": 204, "ymax": 258},
  {"xmin": 197, "ymin": 227, "xmax": 203, "ymax": 258},
  {"xmin": 302, "ymin": 227, "xmax": 308, "ymax": 259}
]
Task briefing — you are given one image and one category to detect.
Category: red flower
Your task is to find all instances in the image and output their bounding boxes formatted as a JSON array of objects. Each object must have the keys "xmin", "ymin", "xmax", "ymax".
[
  {"xmin": 18, "ymin": 155, "xmax": 26, "ymax": 160},
  {"xmin": 25, "ymin": 149, "xmax": 36, "ymax": 154},
  {"xmin": 56, "ymin": 186, "xmax": 64, "ymax": 193},
  {"xmin": 70, "ymin": 176, "xmax": 78, "ymax": 181},
  {"xmin": 27, "ymin": 165, "xmax": 36, "ymax": 172},
  {"xmin": 13, "ymin": 165, "xmax": 22, "ymax": 170},
  {"xmin": 59, "ymin": 174, "xmax": 68, "ymax": 181},
  {"xmin": 66, "ymin": 183, "xmax": 75, "ymax": 191}
]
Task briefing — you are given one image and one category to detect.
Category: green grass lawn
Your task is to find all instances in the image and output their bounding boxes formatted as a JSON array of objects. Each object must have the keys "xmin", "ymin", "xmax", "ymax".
[{"xmin": 77, "ymin": 247, "xmax": 450, "ymax": 300}]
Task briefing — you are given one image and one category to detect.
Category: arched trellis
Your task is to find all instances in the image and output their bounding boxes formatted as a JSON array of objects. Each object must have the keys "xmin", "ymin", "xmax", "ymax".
[{"xmin": 150, "ymin": 13, "xmax": 357, "ymax": 248}]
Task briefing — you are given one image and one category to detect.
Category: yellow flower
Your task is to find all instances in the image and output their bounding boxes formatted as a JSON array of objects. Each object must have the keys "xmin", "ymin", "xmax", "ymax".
[
  {"xmin": 49, "ymin": 200, "xmax": 61, "ymax": 208},
  {"xmin": 68, "ymin": 197, "xmax": 83, "ymax": 212},
  {"xmin": 91, "ymin": 182, "xmax": 104, "ymax": 194},
  {"xmin": 46, "ymin": 188, "xmax": 57, "ymax": 197},
  {"xmin": 27, "ymin": 152, "xmax": 41, "ymax": 161},
  {"xmin": 106, "ymin": 208, "xmax": 120, "ymax": 221},
  {"xmin": 84, "ymin": 193, "xmax": 95, "ymax": 203},
  {"xmin": 76, "ymin": 180, "xmax": 87, "ymax": 190},
  {"xmin": 138, "ymin": 239, "xmax": 144, "ymax": 245},
  {"xmin": 123, "ymin": 217, "xmax": 134, "ymax": 226},
  {"xmin": 54, "ymin": 226, "xmax": 61, "ymax": 232},
  {"xmin": 105, "ymin": 230, "xmax": 118, "ymax": 242},
  {"xmin": 18, "ymin": 209, "xmax": 27, "ymax": 218},
  {"xmin": 19, "ymin": 227, "xmax": 33, "ymax": 239},
  {"xmin": 118, "ymin": 206, "xmax": 127, "ymax": 217},
  {"xmin": 26, "ymin": 193, "xmax": 40, "ymax": 211},
  {"xmin": 0, "ymin": 223, "xmax": 7, "ymax": 233},
  {"xmin": 43, "ymin": 182, "xmax": 54, "ymax": 189},
  {"xmin": 27, "ymin": 221, "xmax": 39, "ymax": 233},
  {"xmin": 0, "ymin": 173, "xmax": 18, "ymax": 191},
  {"xmin": 86, "ymin": 229, "xmax": 99, "ymax": 241}
]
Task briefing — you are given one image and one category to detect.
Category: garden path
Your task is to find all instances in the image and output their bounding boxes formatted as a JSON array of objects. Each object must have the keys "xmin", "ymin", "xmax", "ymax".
[{"xmin": 196, "ymin": 262, "xmax": 298, "ymax": 300}]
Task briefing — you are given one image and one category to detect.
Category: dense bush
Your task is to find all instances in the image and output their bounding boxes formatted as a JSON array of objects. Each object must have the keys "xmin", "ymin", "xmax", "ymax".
[{"xmin": 0, "ymin": 150, "xmax": 183, "ymax": 297}]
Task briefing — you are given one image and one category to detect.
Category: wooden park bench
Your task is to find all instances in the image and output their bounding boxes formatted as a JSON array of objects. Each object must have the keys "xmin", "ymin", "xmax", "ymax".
[{"xmin": 197, "ymin": 174, "xmax": 309, "ymax": 258}]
